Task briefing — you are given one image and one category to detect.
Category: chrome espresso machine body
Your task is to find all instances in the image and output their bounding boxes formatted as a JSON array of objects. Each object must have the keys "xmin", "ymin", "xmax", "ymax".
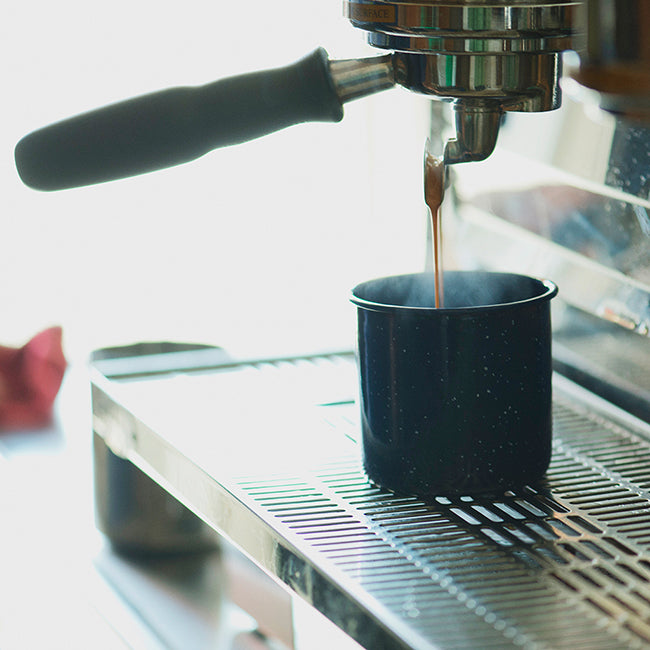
[{"xmin": 20, "ymin": 1, "xmax": 650, "ymax": 649}]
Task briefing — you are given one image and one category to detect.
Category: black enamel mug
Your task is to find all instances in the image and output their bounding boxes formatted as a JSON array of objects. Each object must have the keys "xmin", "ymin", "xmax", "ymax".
[{"xmin": 351, "ymin": 271, "xmax": 558, "ymax": 495}]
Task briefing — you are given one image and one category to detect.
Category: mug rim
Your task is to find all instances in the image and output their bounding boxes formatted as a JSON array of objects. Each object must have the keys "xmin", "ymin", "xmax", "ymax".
[{"xmin": 351, "ymin": 270, "xmax": 558, "ymax": 314}]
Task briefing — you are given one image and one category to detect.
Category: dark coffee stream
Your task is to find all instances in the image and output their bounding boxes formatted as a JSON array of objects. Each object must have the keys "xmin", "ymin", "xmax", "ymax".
[{"xmin": 424, "ymin": 153, "xmax": 445, "ymax": 308}]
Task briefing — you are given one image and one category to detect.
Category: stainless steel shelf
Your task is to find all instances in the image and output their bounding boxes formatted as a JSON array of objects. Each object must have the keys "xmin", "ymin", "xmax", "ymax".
[{"xmin": 92, "ymin": 352, "xmax": 650, "ymax": 649}]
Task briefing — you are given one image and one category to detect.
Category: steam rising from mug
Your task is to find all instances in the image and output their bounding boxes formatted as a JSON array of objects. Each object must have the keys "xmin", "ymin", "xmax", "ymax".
[{"xmin": 359, "ymin": 273, "xmax": 553, "ymax": 310}]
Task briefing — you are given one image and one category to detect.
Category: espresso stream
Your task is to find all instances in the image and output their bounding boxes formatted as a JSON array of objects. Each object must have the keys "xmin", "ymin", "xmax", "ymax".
[{"xmin": 424, "ymin": 153, "xmax": 445, "ymax": 308}]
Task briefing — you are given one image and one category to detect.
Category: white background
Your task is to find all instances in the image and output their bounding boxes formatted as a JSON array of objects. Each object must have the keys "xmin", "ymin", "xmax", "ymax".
[{"xmin": 4, "ymin": 0, "xmax": 431, "ymax": 362}]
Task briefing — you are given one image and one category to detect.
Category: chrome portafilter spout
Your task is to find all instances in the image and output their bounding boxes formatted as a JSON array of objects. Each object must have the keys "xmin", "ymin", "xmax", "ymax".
[
  {"xmin": 346, "ymin": 0, "xmax": 580, "ymax": 164},
  {"xmin": 443, "ymin": 101, "xmax": 503, "ymax": 164}
]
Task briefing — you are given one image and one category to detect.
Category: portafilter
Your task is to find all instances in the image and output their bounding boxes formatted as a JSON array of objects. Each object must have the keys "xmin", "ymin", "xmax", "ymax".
[{"xmin": 15, "ymin": 1, "xmax": 587, "ymax": 191}]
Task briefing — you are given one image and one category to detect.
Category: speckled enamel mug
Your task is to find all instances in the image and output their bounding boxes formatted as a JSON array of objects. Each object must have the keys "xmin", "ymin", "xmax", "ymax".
[{"xmin": 351, "ymin": 271, "xmax": 558, "ymax": 495}]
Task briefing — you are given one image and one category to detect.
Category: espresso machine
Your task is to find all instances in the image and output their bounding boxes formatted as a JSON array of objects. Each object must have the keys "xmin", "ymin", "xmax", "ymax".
[{"xmin": 17, "ymin": 1, "xmax": 650, "ymax": 648}]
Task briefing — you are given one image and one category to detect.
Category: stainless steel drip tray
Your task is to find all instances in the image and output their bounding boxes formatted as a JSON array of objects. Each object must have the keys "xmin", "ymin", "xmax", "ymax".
[{"xmin": 92, "ymin": 352, "xmax": 650, "ymax": 650}]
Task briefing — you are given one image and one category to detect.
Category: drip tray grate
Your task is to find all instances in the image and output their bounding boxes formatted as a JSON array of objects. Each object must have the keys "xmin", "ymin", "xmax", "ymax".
[
  {"xmin": 233, "ymin": 382, "xmax": 650, "ymax": 649},
  {"xmin": 92, "ymin": 354, "xmax": 650, "ymax": 649}
]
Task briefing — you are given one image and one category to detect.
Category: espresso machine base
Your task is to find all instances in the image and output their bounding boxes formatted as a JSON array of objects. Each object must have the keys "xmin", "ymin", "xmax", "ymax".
[{"xmin": 92, "ymin": 349, "xmax": 650, "ymax": 650}]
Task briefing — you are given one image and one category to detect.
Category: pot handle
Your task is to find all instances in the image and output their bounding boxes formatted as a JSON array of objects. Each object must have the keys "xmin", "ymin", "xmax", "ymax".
[{"xmin": 15, "ymin": 48, "xmax": 394, "ymax": 191}]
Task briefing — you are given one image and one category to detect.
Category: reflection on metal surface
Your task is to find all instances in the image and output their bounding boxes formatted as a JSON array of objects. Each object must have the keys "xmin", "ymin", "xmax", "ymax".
[
  {"xmin": 344, "ymin": 0, "xmax": 577, "ymax": 57},
  {"xmin": 329, "ymin": 55, "xmax": 395, "ymax": 104},
  {"xmin": 92, "ymin": 342, "xmax": 228, "ymax": 554},
  {"xmin": 459, "ymin": 96, "xmax": 650, "ymax": 203},
  {"xmin": 453, "ymin": 205, "xmax": 650, "ymax": 336},
  {"xmin": 92, "ymin": 355, "xmax": 650, "ymax": 649},
  {"xmin": 450, "ymin": 91, "xmax": 650, "ymax": 340},
  {"xmin": 345, "ymin": 0, "xmax": 579, "ymax": 163},
  {"xmin": 392, "ymin": 51, "xmax": 562, "ymax": 111},
  {"xmin": 94, "ymin": 433, "xmax": 221, "ymax": 554},
  {"xmin": 553, "ymin": 305, "xmax": 650, "ymax": 422},
  {"xmin": 344, "ymin": 0, "xmax": 578, "ymax": 42}
]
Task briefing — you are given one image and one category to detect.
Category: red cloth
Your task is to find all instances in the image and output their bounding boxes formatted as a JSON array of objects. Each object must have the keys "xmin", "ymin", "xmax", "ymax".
[{"xmin": 0, "ymin": 327, "xmax": 67, "ymax": 430}]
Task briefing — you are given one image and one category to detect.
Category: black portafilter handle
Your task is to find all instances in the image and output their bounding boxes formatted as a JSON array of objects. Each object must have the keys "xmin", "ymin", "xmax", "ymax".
[{"xmin": 16, "ymin": 48, "xmax": 388, "ymax": 191}]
